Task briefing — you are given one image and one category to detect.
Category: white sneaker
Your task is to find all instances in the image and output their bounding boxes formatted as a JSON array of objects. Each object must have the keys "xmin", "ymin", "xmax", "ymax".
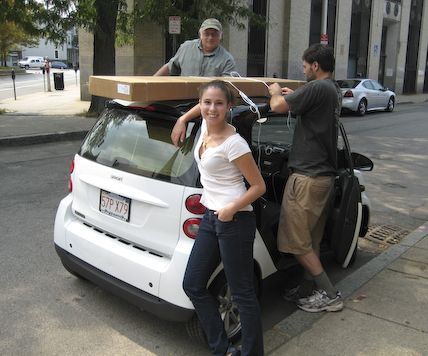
[{"xmin": 297, "ymin": 290, "xmax": 343, "ymax": 312}]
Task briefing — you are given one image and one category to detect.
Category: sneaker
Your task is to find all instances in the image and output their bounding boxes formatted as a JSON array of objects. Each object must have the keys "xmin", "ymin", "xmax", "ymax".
[
  {"xmin": 297, "ymin": 290, "xmax": 343, "ymax": 312},
  {"xmin": 281, "ymin": 286, "xmax": 306, "ymax": 303}
]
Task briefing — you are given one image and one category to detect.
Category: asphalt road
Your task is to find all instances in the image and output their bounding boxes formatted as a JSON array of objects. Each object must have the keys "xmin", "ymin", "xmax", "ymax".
[
  {"xmin": 340, "ymin": 102, "xmax": 428, "ymax": 231},
  {"xmin": 0, "ymin": 69, "xmax": 79, "ymax": 100}
]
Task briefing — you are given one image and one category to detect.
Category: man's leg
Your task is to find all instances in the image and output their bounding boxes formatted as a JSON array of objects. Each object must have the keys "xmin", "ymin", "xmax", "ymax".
[
  {"xmin": 295, "ymin": 251, "xmax": 343, "ymax": 312},
  {"xmin": 295, "ymin": 251, "xmax": 336, "ymax": 298}
]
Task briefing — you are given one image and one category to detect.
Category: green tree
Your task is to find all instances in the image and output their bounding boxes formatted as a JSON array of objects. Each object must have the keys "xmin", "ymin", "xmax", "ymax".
[
  {"xmin": 0, "ymin": 0, "xmax": 42, "ymax": 35},
  {"xmin": 0, "ymin": 21, "xmax": 40, "ymax": 67},
  {"xmin": 0, "ymin": 0, "xmax": 42, "ymax": 67}
]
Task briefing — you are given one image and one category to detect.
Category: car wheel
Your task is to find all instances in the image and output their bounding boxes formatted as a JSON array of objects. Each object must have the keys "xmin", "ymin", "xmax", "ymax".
[
  {"xmin": 356, "ymin": 99, "xmax": 367, "ymax": 116},
  {"xmin": 185, "ymin": 271, "xmax": 259, "ymax": 346},
  {"xmin": 385, "ymin": 96, "xmax": 395, "ymax": 112},
  {"xmin": 25, "ymin": 65, "xmax": 29, "ymax": 70}
]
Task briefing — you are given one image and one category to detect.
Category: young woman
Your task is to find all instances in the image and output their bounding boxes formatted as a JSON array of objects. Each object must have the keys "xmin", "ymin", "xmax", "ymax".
[{"xmin": 172, "ymin": 81, "xmax": 265, "ymax": 356}]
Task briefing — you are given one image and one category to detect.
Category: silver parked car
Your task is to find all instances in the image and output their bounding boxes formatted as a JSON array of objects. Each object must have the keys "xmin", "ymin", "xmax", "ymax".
[{"xmin": 338, "ymin": 79, "xmax": 396, "ymax": 116}]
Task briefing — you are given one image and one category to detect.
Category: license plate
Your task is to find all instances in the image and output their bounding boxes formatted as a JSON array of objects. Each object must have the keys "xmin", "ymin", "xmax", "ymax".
[{"xmin": 100, "ymin": 190, "xmax": 131, "ymax": 222}]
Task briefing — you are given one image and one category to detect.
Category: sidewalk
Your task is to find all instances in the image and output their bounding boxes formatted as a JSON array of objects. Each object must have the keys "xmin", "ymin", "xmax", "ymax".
[
  {"xmin": 1, "ymin": 85, "xmax": 428, "ymax": 355},
  {"xmin": 0, "ymin": 83, "xmax": 95, "ymax": 146},
  {"xmin": 265, "ymin": 223, "xmax": 428, "ymax": 355}
]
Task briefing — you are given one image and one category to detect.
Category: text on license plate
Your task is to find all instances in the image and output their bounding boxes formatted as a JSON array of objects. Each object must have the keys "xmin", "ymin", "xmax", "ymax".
[{"xmin": 100, "ymin": 190, "xmax": 131, "ymax": 222}]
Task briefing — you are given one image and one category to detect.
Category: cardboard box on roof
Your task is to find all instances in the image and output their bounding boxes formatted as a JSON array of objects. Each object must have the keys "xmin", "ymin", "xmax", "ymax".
[{"xmin": 89, "ymin": 76, "xmax": 306, "ymax": 102}]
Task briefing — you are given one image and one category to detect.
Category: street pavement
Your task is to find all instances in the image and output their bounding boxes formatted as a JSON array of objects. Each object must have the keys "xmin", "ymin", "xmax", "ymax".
[{"xmin": 1, "ymin": 83, "xmax": 428, "ymax": 355}]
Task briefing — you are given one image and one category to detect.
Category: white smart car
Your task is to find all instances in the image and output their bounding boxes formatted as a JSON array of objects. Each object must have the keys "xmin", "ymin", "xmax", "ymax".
[{"xmin": 54, "ymin": 96, "xmax": 372, "ymax": 345}]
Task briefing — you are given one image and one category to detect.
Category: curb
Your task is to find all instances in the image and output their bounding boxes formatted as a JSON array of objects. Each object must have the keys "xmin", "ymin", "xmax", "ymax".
[
  {"xmin": 0, "ymin": 130, "xmax": 89, "ymax": 147},
  {"xmin": 266, "ymin": 221, "xmax": 428, "ymax": 354}
]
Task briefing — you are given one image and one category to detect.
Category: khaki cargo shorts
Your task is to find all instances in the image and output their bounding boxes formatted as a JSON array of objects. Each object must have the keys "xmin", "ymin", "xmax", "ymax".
[{"xmin": 277, "ymin": 173, "xmax": 335, "ymax": 255}]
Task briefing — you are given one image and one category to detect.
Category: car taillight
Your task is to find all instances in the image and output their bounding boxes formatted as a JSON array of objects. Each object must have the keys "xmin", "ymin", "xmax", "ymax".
[
  {"xmin": 68, "ymin": 158, "xmax": 74, "ymax": 193},
  {"xmin": 343, "ymin": 90, "xmax": 354, "ymax": 98},
  {"xmin": 70, "ymin": 158, "xmax": 75, "ymax": 173},
  {"xmin": 68, "ymin": 177, "xmax": 73, "ymax": 193},
  {"xmin": 183, "ymin": 194, "xmax": 205, "ymax": 239},
  {"xmin": 185, "ymin": 194, "xmax": 206, "ymax": 214},
  {"xmin": 183, "ymin": 218, "xmax": 202, "ymax": 239}
]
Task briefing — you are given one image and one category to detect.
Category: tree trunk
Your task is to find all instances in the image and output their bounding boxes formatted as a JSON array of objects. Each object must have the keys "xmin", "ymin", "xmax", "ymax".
[{"xmin": 89, "ymin": 0, "xmax": 119, "ymax": 114}]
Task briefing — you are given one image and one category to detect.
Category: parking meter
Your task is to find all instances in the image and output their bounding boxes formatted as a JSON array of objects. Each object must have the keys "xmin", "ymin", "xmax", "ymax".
[
  {"xmin": 11, "ymin": 69, "xmax": 17, "ymax": 100},
  {"xmin": 73, "ymin": 63, "xmax": 78, "ymax": 86},
  {"xmin": 42, "ymin": 67, "xmax": 46, "ymax": 92}
]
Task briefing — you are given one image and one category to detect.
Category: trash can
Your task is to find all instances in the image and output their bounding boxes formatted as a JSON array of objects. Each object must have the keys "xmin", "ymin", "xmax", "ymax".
[{"xmin": 53, "ymin": 72, "xmax": 64, "ymax": 90}]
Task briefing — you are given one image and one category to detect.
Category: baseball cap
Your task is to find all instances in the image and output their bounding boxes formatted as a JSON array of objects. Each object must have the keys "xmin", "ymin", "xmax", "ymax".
[{"xmin": 200, "ymin": 18, "xmax": 222, "ymax": 32}]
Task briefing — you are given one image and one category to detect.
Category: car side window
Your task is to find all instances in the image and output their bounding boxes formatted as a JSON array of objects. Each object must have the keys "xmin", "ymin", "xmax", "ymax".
[
  {"xmin": 362, "ymin": 81, "xmax": 374, "ymax": 90},
  {"xmin": 371, "ymin": 81, "xmax": 383, "ymax": 90},
  {"xmin": 252, "ymin": 113, "xmax": 296, "ymax": 148}
]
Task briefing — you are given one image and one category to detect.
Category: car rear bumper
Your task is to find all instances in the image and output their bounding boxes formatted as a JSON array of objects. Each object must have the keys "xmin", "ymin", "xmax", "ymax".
[
  {"xmin": 55, "ymin": 244, "xmax": 195, "ymax": 322},
  {"xmin": 341, "ymin": 98, "xmax": 359, "ymax": 112}
]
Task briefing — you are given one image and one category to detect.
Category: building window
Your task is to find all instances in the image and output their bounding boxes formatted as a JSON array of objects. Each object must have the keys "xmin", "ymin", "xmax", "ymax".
[
  {"xmin": 348, "ymin": 0, "xmax": 372, "ymax": 78},
  {"xmin": 247, "ymin": 0, "xmax": 267, "ymax": 76}
]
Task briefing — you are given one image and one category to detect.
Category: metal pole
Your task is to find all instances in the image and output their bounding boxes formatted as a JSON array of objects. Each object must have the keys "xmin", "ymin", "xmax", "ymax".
[
  {"xmin": 11, "ymin": 69, "xmax": 17, "ymax": 100},
  {"xmin": 321, "ymin": 0, "xmax": 328, "ymax": 36}
]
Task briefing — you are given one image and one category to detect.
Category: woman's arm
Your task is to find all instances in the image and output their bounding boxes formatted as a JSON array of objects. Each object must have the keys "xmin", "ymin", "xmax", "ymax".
[
  {"xmin": 171, "ymin": 104, "xmax": 202, "ymax": 147},
  {"xmin": 215, "ymin": 153, "xmax": 266, "ymax": 221}
]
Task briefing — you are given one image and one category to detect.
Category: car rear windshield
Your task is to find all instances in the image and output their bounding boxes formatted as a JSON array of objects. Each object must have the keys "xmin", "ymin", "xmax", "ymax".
[
  {"xmin": 79, "ymin": 107, "xmax": 201, "ymax": 187},
  {"xmin": 337, "ymin": 80, "xmax": 360, "ymax": 89}
]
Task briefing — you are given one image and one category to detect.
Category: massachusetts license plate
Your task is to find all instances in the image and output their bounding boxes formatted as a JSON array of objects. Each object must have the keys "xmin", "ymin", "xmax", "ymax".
[{"xmin": 100, "ymin": 190, "xmax": 131, "ymax": 222}]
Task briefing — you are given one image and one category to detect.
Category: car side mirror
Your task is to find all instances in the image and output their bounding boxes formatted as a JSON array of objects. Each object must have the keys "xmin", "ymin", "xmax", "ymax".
[{"xmin": 352, "ymin": 152, "xmax": 373, "ymax": 171}]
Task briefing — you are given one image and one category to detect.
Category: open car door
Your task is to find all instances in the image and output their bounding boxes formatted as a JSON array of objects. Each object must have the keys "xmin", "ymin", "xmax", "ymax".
[{"xmin": 325, "ymin": 121, "xmax": 362, "ymax": 268}]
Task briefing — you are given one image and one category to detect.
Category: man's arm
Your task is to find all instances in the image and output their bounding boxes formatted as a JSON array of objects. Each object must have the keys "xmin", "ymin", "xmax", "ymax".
[
  {"xmin": 153, "ymin": 63, "xmax": 171, "ymax": 76},
  {"xmin": 269, "ymin": 83, "xmax": 292, "ymax": 113},
  {"xmin": 222, "ymin": 56, "xmax": 238, "ymax": 76}
]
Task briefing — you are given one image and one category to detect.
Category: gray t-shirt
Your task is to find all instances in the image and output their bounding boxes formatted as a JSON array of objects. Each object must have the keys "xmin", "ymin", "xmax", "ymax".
[
  {"xmin": 167, "ymin": 39, "xmax": 237, "ymax": 76},
  {"xmin": 284, "ymin": 78, "xmax": 342, "ymax": 177}
]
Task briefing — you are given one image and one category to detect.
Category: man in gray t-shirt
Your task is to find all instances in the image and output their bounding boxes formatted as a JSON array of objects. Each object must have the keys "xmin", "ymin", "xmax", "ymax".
[
  {"xmin": 154, "ymin": 18, "xmax": 237, "ymax": 77},
  {"xmin": 269, "ymin": 44, "xmax": 344, "ymax": 314}
]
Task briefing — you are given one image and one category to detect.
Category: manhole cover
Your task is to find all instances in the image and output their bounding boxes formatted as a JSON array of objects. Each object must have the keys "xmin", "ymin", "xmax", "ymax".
[{"xmin": 364, "ymin": 223, "xmax": 412, "ymax": 246}]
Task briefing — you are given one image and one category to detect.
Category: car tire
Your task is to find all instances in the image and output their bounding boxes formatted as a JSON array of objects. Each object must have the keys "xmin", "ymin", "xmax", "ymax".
[
  {"xmin": 25, "ymin": 65, "xmax": 29, "ymax": 70},
  {"xmin": 185, "ymin": 270, "xmax": 259, "ymax": 346},
  {"xmin": 385, "ymin": 96, "xmax": 395, "ymax": 112},
  {"xmin": 356, "ymin": 99, "xmax": 367, "ymax": 116}
]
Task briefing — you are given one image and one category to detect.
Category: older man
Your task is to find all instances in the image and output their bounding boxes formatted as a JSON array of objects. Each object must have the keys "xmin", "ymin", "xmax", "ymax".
[{"xmin": 154, "ymin": 18, "xmax": 237, "ymax": 77}]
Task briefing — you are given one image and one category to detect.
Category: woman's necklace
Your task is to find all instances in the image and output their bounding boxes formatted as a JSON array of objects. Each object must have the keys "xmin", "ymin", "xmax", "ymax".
[{"xmin": 202, "ymin": 125, "xmax": 227, "ymax": 149}]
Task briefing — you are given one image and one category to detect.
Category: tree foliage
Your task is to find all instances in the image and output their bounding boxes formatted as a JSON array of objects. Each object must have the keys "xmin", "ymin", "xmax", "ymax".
[
  {"xmin": 1, "ymin": 0, "xmax": 42, "ymax": 36},
  {"xmin": 0, "ymin": 21, "xmax": 40, "ymax": 66},
  {"xmin": 0, "ymin": 0, "xmax": 42, "ymax": 66}
]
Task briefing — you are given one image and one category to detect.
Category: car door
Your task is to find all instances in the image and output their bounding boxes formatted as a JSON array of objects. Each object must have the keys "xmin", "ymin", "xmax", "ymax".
[
  {"xmin": 361, "ymin": 80, "xmax": 376, "ymax": 110},
  {"xmin": 370, "ymin": 80, "xmax": 388, "ymax": 108},
  {"xmin": 325, "ymin": 121, "xmax": 362, "ymax": 268}
]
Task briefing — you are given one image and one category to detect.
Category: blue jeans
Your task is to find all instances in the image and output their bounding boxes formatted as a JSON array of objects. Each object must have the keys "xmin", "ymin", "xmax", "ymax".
[{"xmin": 183, "ymin": 210, "xmax": 264, "ymax": 356}]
